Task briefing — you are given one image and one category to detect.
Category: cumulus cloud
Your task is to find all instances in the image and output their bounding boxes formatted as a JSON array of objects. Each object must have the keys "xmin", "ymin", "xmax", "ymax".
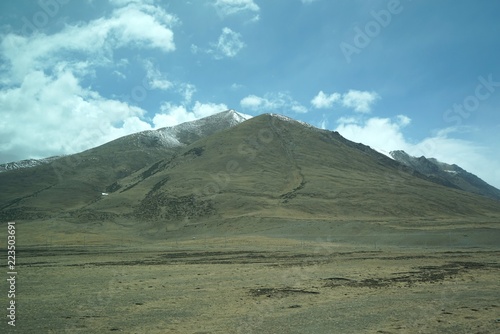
[
  {"xmin": 240, "ymin": 95, "xmax": 265, "ymax": 109},
  {"xmin": 311, "ymin": 89, "xmax": 379, "ymax": 113},
  {"xmin": 211, "ymin": 27, "xmax": 245, "ymax": 59},
  {"xmin": 311, "ymin": 91, "xmax": 341, "ymax": 109},
  {"xmin": 0, "ymin": 3, "xmax": 177, "ymax": 84},
  {"xmin": 341, "ymin": 90, "xmax": 380, "ymax": 113},
  {"xmin": 240, "ymin": 92, "xmax": 308, "ymax": 113},
  {"xmin": 0, "ymin": 2, "xmax": 186, "ymax": 163},
  {"xmin": 213, "ymin": 0, "xmax": 260, "ymax": 21},
  {"xmin": 153, "ymin": 101, "xmax": 228, "ymax": 128},
  {"xmin": 0, "ymin": 70, "xmax": 152, "ymax": 161},
  {"xmin": 335, "ymin": 115, "xmax": 410, "ymax": 153}
]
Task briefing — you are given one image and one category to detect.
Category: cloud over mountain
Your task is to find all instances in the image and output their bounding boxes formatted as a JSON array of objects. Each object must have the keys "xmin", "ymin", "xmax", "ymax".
[{"xmin": 311, "ymin": 90, "xmax": 379, "ymax": 113}]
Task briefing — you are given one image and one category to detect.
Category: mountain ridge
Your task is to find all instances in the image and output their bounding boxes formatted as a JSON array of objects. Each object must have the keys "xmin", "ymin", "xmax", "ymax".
[
  {"xmin": 0, "ymin": 110, "xmax": 250, "ymax": 221},
  {"xmin": 1, "ymin": 111, "xmax": 499, "ymax": 226},
  {"xmin": 0, "ymin": 109, "xmax": 251, "ymax": 172},
  {"xmin": 84, "ymin": 113, "xmax": 500, "ymax": 227},
  {"xmin": 390, "ymin": 150, "xmax": 500, "ymax": 201}
]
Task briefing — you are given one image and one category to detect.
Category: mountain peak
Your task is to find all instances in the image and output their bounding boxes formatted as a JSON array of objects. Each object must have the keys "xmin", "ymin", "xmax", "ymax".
[
  {"xmin": 262, "ymin": 113, "xmax": 315, "ymax": 128},
  {"xmin": 225, "ymin": 109, "xmax": 252, "ymax": 122},
  {"xmin": 0, "ymin": 110, "xmax": 252, "ymax": 173},
  {"xmin": 390, "ymin": 150, "xmax": 500, "ymax": 200}
]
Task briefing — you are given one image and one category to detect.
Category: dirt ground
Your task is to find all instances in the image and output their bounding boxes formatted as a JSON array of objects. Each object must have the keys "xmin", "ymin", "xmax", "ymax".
[{"xmin": 1, "ymin": 234, "xmax": 499, "ymax": 334}]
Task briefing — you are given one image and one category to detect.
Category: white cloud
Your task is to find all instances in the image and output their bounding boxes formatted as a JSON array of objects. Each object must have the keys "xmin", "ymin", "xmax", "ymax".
[
  {"xmin": 190, "ymin": 44, "xmax": 200, "ymax": 54},
  {"xmin": 240, "ymin": 92, "xmax": 308, "ymax": 113},
  {"xmin": 341, "ymin": 90, "xmax": 380, "ymax": 113},
  {"xmin": 113, "ymin": 70, "xmax": 126, "ymax": 79},
  {"xmin": 211, "ymin": 27, "xmax": 245, "ymax": 59},
  {"xmin": 311, "ymin": 89, "xmax": 379, "ymax": 113},
  {"xmin": 396, "ymin": 114, "xmax": 411, "ymax": 127},
  {"xmin": 334, "ymin": 115, "xmax": 500, "ymax": 189},
  {"xmin": 0, "ymin": 2, "xmax": 184, "ymax": 163},
  {"xmin": 240, "ymin": 95, "xmax": 265, "ymax": 109},
  {"xmin": 0, "ymin": 70, "xmax": 152, "ymax": 161},
  {"xmin": 213, "ymin": 0, "xmax": 260, "ymax": 21},
  {"xmin": 178, "ymin": 83, "xmax": 197, "ymax": 105},
  {"xmin": 0, "ymin": 3, "xmax": 177, "ymax": 84},
  {"xmin": 336, "ymin": 116, "xmax": 409, "ymax": 152},
  {"xmin": 311, "ymin": 91, "xmax": 341, "ymax": 109},
  {"xmin": 231, "ymin": 83, "xmax": 244, "ymax": 90},
  {"xmin": 109, "ymin": 0, "xmax": 156, "ymax": 6},
  {"xmin": 153, "ymin": 101, "xmax": 228, "ymax": 128},
  {"xmin": 143, "ymin": 59, "xmax": 172, "ymax": 90},
  {"xmin": 291, "ymin": 104, "xmax": 308, "ymax": 114}
]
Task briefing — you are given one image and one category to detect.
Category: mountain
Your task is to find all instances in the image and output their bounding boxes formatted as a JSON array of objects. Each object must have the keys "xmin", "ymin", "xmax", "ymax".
[
  {"xmin": 78, "ymin": 114, "xmax": 500, "ymax": 232},
  {"xmin": 1, "ymin": 111, "xmax": 499, "ymax": 233},
  {"xmin": 0, "ymin": 110, "xmax": 251, "ymax": 173},
  {"xmin": 0, "ymin": 156, "xmax": 60, "ymax": 172},
  {"xmin": 390, "ymin": 150, "xmax": 500, "ymax": 201},
  {"xmin": 0, "ymin": 110, "xmax": 250, "ymax": 221}
]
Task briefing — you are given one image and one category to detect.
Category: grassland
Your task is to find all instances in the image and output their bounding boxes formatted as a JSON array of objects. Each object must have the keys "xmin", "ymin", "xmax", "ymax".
[{"xmin": 1, "ymin": 218, "xmax": 499, "ymax": 333}]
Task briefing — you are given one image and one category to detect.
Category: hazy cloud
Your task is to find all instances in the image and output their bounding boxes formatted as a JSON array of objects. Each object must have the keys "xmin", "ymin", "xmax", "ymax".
[
  {"xmin": 241, "ymin": 92, "xmax": 308, "ymax": 113},
  {"xmin": 143, "ymin": 59, "xmax": 172, "ymax": 90},
  {"xmin": 0, "ymin": 3, "xmax": 177, "ymax": 84},
  {"xmin": 213, "ymin": 0, "xmax": 260, "ymax": 21},
  {"xmin": 211, "ymin": 27, "xmax": 245, "ymax": 59}
]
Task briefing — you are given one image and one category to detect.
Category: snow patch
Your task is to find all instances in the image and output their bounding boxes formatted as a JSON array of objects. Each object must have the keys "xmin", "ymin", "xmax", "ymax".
[
  {"xmin": 373, "ymin": 148, "xmax": 394, "ymax": 159},
  {"xmin": 0, "ymin": 110, "xmax": 251, "ymax": 171},
  {"xmin": 0, "ymin": 156, "xmax": 60, "ymax": 173},
  {"xmin": 269, "ymin": 113, "xmax": 314, "ymax": 128}
]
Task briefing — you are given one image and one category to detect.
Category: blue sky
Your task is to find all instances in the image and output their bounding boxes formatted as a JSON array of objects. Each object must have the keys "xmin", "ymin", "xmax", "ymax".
[{"xmin": 1, "ymin": 0, "xmax": 500, "ymax": 188}]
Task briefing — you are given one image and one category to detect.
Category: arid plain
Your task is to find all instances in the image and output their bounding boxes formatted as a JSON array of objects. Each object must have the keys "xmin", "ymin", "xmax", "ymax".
[{"xmin": 1, "ymin": 217, "xmax": 499, "ymax": 334}]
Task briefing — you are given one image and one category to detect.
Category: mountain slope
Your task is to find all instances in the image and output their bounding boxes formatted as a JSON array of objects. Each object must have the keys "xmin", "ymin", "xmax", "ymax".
[
  {"xmin": 84, "ymin": 114, "xmax": 500, "ymax": 230},
  {"xmin": 0, "ymin": 110, "xmax": 250, "ymax": 220},
  {"xmin": 0, "ymin": 156, "xmax": 61, "ymax": 172},
  {"xmin": 390, "ymin": 150, "xmax": 500, "ymax": 201},
  {"xmin": 2, "ymin": 112, "xmax": 499, "ymax": 228}
]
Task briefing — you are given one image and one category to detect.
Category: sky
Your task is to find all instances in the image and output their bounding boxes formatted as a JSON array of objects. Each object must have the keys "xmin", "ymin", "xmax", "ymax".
[{"xmin": 1, "ymin": 0, "xmax": 500, "ymax": 188}]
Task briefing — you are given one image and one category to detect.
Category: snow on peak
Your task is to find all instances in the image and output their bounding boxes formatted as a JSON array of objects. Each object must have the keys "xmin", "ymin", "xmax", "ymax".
[
  {"xmin": 268, "ymin": 113, "xmax": 314, "ymax": 128},
  {"xmin": 0, "ymin": 156, "xmax": 60, "ymax": 173},
  {"xmin": 374, "ymin": 148, "xmax": 394, "ymax": 159},
  {"xmin": 227, "ymin": 109, "xmax": 252, "ymax": 122},
  {"xmin": 130, "ymin": 109, "xmax": 252, "ymax": 149}
]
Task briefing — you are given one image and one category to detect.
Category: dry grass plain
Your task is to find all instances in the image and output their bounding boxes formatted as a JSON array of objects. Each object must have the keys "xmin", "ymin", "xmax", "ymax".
[{"xmin": 1, "ymin": 219, "xmax": 500, "ymax": 334}]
